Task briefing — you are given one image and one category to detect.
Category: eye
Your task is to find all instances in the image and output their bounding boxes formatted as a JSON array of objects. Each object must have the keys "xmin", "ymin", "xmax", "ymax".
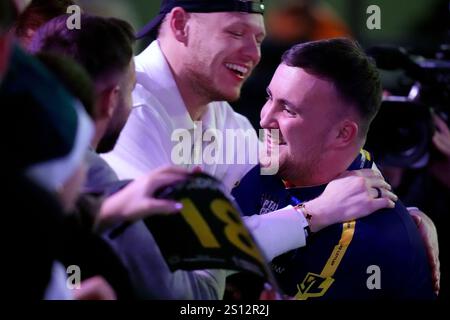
[
  {"xmin": 283, "ymin": 106, "xmax": 297, "ymax": 116},
  {"xmin": 256, "ymin": 36, "xmax": 264, "ymax": 46},
  {"xmin": 228, "ymin": 30, "xmax": 244, "ymax": 38}
]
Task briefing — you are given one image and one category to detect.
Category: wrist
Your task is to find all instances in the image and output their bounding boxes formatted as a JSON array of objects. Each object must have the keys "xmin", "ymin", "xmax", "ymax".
[
  {"xmin": 300, "ymin": 198, "xmax": 327, "ymax": 233},
  {"xmin": 98, "ymin": 194, "xmax": 124, "ymax": 229}
]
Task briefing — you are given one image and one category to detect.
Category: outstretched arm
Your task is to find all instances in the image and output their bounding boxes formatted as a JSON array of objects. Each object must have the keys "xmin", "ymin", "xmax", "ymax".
[{"xmin": 408, "ymin": 207, "xmax": 440, "ymax": 296}]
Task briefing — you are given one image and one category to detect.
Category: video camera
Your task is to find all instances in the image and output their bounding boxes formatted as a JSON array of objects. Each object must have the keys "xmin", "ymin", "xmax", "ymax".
[{"xmin": 364, "ymin": 42, "xmax": 450, "ymax": 168}]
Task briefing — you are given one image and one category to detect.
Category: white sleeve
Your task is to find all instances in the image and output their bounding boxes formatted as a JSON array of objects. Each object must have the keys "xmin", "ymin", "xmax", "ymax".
[{"xmin": 243, "ymin": 205, "xmax": 308, "ymax": 262}]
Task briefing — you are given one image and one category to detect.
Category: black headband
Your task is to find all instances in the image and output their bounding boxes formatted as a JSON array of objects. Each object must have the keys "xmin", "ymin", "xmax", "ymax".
[
  {"xmin": 159, "ymin": 0, "xmax": 265, "ymax": 15},
  {"xmin": 137, "ymin": 0, "xmax": 264, "ymax": 39}
]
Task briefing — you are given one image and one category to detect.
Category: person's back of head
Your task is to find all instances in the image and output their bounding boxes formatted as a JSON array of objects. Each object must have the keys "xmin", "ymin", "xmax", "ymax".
[
  {"xmin": 14, "ymin": 0, "xmax": 77, "ymax": 49},
  {"xmin": 1, "ymin": 0, "xmax": 17, "ymax": 32},
  {"xmin": 30, "ymin": 14, "xmax": 136, "ymax": 153},
  {"xmin": 35, "ymin": 52, "xmax": 95, "ymax": 118},
  {"xmin": 30, "ymin": 13, "xmax": 135, "ymax": 92},
  {"xmin": 1, "ymin": 0, "xmax": 18, "ymax": 83},
  {"xmin": 281, "ymin": 38, "xmax": 382, "ymax": 141}
]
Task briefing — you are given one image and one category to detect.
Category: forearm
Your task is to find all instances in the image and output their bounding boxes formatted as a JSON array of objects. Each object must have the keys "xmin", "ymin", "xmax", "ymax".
[{"xmin": 104, "ymin": 220, "xmax": 229, "ymax": 299}]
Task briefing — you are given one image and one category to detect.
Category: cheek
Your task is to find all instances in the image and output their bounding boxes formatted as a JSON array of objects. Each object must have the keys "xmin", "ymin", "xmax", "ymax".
[{"xmin": 280, "ymin": 120, "xmax": 297, "ymax": 141}]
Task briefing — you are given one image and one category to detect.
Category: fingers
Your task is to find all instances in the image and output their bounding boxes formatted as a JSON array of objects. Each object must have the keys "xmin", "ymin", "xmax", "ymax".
[
  {"xmin": 426, "ymin": 245, "xmax": 440, "ymax": 295},
  {"xmin": 192, "ymin": 166, "xmax": 203, "ymax": 173},
  {"xmin": 433, "ymin": 133, "xmax": 450, "ymax": 156},
  {"xmin": 370, "ymin": 197, "xmax": 396, "ymax": 211},
  {"xmin": 155, "ymin": 165, "xmax": 204, "ymax": 175},
  {"xmin": 367, "ymin": 177, "xmax": 392, "ymax": 191},
  {"xmin": 154, "ymin": 165, "xmax": 191, "ymax": 175},
  {"xmin": 129, "ymin": 199, "xmax": 183, "ymax": 221},
  {"xmin": 432, "ymin": 113, "xmax": 450, "ymax": 157},
  {"xmin": 408, "ymin": 207, "xmax": 423, "ymax": 226},
  {"xmin": 369, "ymin": 187, "xmax": 398, "ymax": 202},
  {"xmin": 434, "ymin": 260, "xmax": 441, "ymax": 295},
  {"xmin": 433, "ymin": 113, "xmax": 450, "ymax": 136},
  {"xmin": 338, "ymin": 168, "xmax": 382, "ymax": 179},
  {"xmin": 410, "ymin": 212, "xmax": 422, "ymax": 226},
  {"xmin": 360, "ymin": 168, "xmax": 383, "ymax": 178},
  {"xmin": 147, "ymin": 173, "xmax": 189, "ymax": 196},
  {"xmin": 73, "ymin": 276, "xmax": 117, "ymax": 300},
  {"xmin": 143, "ymin": 199, "xmax": 183, "ymax": 215},
  {"xmin": 407, "ymin": 209, "xmax": 441, "ymax": 295},
  {"xmin": 350, "ymin": 169, "xmax": 395, "ymax": 200}
]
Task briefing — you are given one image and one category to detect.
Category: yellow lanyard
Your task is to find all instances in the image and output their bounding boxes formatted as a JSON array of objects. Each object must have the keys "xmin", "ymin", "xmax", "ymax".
[{"xmin": 294, "ymin": 221, "xmax": 356, "ymax": 300}]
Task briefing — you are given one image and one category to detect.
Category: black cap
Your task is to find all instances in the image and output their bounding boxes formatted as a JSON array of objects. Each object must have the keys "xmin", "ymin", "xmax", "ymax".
[{"xmin": 136, "ymin": 0, "xmax": 265, "ymax": 39}]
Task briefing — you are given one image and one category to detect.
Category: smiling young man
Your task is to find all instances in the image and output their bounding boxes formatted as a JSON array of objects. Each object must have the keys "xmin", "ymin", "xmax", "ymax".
[
  {"xmin": 233, "ymin": 38, "xmax": 436, "ymax": 299},
  {"xmin": 103, "ymin": 0, "xmax": 267, "ymax": 186}
]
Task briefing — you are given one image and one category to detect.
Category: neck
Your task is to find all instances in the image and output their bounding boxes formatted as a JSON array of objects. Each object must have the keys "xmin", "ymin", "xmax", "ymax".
[
  {"xmin": 288, "ymin": 148, "xmax": 360, "ymax": 187},
  {"xmin": 159, "ymin": 38, "xmax": 209, "ymax": 121},
  {"xmin": 174, "ymin": 73, "xmax": 210, "ymax": 121}
]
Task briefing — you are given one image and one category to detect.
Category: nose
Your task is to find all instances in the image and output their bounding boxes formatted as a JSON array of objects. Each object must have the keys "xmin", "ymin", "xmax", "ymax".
[
  {"xmin": 260, "ymin": 100, "xmax": 277, "ymax": 129},
  {"xmin": 242, "ymin": 35, "xmax": 261, "ymax": 66}
]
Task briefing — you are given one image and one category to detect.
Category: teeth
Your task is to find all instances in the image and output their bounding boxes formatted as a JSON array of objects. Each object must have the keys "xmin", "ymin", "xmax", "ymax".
[
  {"xmin": 267, "ymin": 133, "xmax": 285, "ymax": 145},
  {"xmin": 225, "ymin": 63, "xmax": 249, "ymax": 75}
]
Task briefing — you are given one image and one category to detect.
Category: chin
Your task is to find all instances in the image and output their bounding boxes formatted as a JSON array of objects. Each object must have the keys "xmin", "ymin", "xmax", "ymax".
[
  {"xmin": 220, "ymin": 92, "xmax": 240, "ymax": 102},
  {"xmin": 219, "ymin": 85, "xmax": 242, "ymax": 102}
]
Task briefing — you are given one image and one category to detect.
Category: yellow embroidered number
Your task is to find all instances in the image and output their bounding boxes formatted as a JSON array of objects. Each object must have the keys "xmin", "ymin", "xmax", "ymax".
[
  {"xmin": 180, "ymin": 198, "xmax": 220, "ymax": 248},
  {"xmin": 210, "ymin": 199, "xmax": 263, "ymax": 263}
]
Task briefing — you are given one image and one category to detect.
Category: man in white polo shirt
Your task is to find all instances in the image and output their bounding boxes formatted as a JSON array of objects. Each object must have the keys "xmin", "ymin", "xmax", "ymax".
[{"xmin": 102, "ymin": 0, "xmax": 397, "ymax": 299}]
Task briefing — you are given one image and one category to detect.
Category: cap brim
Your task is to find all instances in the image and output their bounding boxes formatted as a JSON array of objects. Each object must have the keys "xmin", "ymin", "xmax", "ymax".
[{"xmin": 136, "ymin": 13, "xmax": 165, "ymax": 39}]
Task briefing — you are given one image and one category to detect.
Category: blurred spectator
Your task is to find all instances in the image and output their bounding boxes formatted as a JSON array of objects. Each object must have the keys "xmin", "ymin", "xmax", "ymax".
[
  {"xmin": 265, "ymin": 0, "xmax": 351, "ymax": 44},
  {"xmin": 35, "ymin": 52, "xmax": 95, "ymax": 117},
  {"xmin": 0, "ymin": 0, "xmax": 17, "ymax": 83},
  {"xmin": 0, "ymin": 37, "xmax": 98, "ymax": 299},
  {"xmin": 34, "ymin": 52, "xmax": 137, "ymax": 299},
  {"xmin": 31, "ymin": 14, "xmax": 192, "ymax": 300},
  {"xmin": 14, "ymin": 0, "xmax": 77, "ymax": 50},
  {"xmin": 12, "ymin": 0, "xmax": 32, "ymax": 13},
  {"xmin": 381, "ymin": 112, "xmax": 450, "ymax": 300},
  {"xmin": 76, "ymin": 0, "xmax": 140, "ymax": 31}
]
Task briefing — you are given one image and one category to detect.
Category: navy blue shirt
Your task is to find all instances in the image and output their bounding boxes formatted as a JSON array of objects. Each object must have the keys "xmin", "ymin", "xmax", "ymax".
[{"xmin": 232, "ymin": 154, "xmax": 435, "ymax": 300}]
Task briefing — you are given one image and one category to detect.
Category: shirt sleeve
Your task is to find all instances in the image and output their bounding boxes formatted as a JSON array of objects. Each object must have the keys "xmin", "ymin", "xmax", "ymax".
[
  {"xmin": 104, "ymin": 220, "xmax": 230, "ymax": 299},
  {"xmin": 244, "ymin": 205, "xmax": 308, "ymax": 261}
]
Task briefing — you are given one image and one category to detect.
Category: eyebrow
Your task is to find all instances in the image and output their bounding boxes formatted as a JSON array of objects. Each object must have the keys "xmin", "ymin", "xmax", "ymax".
[{"xmin": 280, "ymin": 99, "xmax": 298, "ymax": 111}]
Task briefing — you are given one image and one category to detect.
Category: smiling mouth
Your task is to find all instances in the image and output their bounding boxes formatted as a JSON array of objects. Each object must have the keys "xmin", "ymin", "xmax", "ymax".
[
  {"xmin": 225, "ymin": 63, "xmax": 250, "ymax": 79},
  {"xmin": 266, "ymin": 132, "xmax": 286, "ymax": 146}
]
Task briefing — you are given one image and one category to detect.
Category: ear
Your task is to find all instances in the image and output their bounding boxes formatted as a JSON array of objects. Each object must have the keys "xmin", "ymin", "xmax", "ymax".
[
  {"xmin": 96, "ymin": 85, "xmax": 120, "ymax": 120},
  {"xmin": 333, "ymin": 119, "xmax": 359, "ymax": 148},
  {"xmin": 169, "ymin": 7, "xmax": 190, "ymax": 43}
]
